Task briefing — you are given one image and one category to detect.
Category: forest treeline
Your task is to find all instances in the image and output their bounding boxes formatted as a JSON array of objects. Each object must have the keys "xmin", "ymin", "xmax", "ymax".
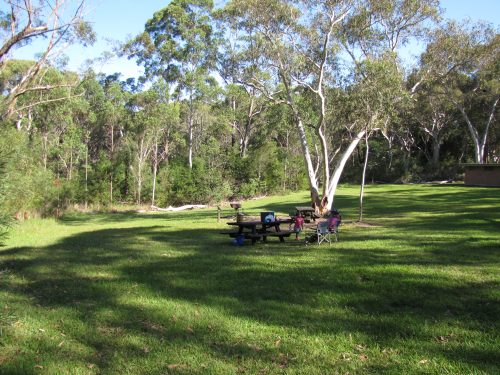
[{"xmin": 0, "ymin": 0, "xmax": 498, "ymax": 225}]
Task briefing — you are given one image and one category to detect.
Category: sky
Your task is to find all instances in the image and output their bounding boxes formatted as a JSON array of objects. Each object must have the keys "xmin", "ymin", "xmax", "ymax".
[{"xmin": 9, "ymin": 0, "xmax": 500, "ymax": 79}]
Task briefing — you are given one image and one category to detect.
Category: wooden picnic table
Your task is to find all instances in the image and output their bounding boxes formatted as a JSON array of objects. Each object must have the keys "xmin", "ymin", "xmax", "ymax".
[
  {"xmin": 295, "ymin": 206, "xmax": 320, "ymax": 222},
  {"xmin": 223, "ymin": 218, "xmax": 294, "ymax": 245}
]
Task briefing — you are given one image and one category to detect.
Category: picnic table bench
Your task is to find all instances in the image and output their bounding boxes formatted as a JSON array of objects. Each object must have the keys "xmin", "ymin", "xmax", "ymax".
[{"xmin": 222, "ymin": 218, "xmax": 294, "ymax": 245}]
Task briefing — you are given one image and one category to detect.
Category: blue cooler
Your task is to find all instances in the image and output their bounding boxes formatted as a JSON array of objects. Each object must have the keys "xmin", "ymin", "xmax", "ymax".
[{"xmin": 260, "ymin": 211, "xmax": 275, "ymax": 223}]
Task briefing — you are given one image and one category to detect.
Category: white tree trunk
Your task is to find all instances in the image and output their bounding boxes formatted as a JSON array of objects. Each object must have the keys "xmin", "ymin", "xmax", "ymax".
[
  {"xmin": 457, "ymin": 97, "xmax": 499, "ymax": 164},
  {"xmin": 326, "ymin": 130, "xmax": 366, "ymax": 209},
  {"xmin": 431, "ymin": 136, "xmax": 441, "ymax": 170},
  {"xmin": 85, "ymin": 141, "xmax": 88, "ymax": 210},
  {"xmin": 241, "ymin": 97, "xmax": 255, "ymax": 158},
  {"xmin": 188, "ymin": 94, "xmax": 194, "ymax": 169},
  {"xmin": 359, "ymin": 132, "xmax": 369, "ymax": 222},
  {"xmin": 151, "ymin": 141, "xmax": 158, "ymax": 207},
  {"xmin": 137, "ymin": 137, "xmax": 144, "ymax": 205},
  {"xmin": 110, "ymin": 123, "xmax": 114, "ymax": 204},
  {"xmin": 295, "ymin": 115, "xmax": 320, "ymax": 201}
]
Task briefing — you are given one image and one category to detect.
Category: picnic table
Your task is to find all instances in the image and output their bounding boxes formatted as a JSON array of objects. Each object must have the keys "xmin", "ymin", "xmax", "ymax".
[
  {"xmin": 222, "ymin": 218, "xmax": 294, "ymax": 245},
  {"xmin": 295, "ymin": 206, "xmax": 320, "ymax": 222}
]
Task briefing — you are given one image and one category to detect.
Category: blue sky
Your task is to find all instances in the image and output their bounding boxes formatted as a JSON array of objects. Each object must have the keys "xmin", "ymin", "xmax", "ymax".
[{"xmin": 10, "ymin": 0, "xmax": 500, "ymax": 79}]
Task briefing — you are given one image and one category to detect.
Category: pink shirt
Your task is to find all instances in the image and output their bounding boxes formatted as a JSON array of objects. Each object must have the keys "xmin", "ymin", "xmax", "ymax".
[
  {"xmin": 328, "ymin": 217, "xmax": 339, "ymax": 231},
  {"xmin": 294, "ymin": 216, "xmax": 304, "ymax": 230}
]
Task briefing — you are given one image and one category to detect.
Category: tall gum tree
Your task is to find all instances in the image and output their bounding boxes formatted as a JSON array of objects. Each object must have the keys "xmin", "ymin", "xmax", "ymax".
[
  {"xmin": 410, "ymin": 79, "xmax": 455, "ymax": 171},
  {"xmin": 124, "ymin": 0, "xmax": 218, "ymax": 169},
  {"xmin": 342, "ymin": 55, "xmax": 407, "ymax": 220},
  {"xmin": 221, "ymin": 84, "xmax": 267, "ymax": 157},
  {"xmin": 102, "ymin": 81, "xmax": 126, "ymax": 204},
  {"xmin": 221, "ymin": 0, "xmax": 438, "ymax": 212},
  {"xmin": 421, "ymin": 21, "xmax": 500, "ymax": 164},
  {"xmin": 214, "ymin": 11, "xmax": 268, "ymax": 158},
  {"xmin": 221, "ymin": 0, "xmax": 353, "ymax": 212},
  {"xmin": 149, "ymin": 79, "xmax": 180, "ymax": 207}
]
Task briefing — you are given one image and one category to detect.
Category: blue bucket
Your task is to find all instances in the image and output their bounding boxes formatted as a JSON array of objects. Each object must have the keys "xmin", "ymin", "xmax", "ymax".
[{"xmin": 235, "ymin": 235, "xmax": 245, "ymax": 246}]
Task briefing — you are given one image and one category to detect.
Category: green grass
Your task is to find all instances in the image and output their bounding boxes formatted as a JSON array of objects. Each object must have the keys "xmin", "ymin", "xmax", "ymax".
[{"xmin": 1, "ymin": 184, "xmax": 499, "ymax": 374}]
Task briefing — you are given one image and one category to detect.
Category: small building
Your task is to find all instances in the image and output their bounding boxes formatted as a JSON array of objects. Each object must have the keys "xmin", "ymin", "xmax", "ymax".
[{"xmin": 463, "ymin": 164, "xmax": 500, "ymax": 187}]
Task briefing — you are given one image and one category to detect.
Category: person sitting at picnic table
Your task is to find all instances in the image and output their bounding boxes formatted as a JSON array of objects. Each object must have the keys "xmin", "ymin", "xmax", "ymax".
[
  {"xmin": 293, "ymin": 212, "xmax": 305, "ymax": 240},
  {"xmin": 327, "ymin": 209, "xmax": 341, "ymax": 232}
]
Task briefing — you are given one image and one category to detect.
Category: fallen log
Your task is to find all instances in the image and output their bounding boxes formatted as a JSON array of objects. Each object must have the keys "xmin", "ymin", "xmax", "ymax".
[{"xmin": 151, "ymin": 204, "xmax": 207, "ymax": 212}]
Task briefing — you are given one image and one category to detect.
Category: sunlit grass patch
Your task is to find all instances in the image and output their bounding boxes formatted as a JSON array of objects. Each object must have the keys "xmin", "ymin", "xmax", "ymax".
[{"xmin": 0, "ymin": 184, "xmax": 499, "ymax": 374}]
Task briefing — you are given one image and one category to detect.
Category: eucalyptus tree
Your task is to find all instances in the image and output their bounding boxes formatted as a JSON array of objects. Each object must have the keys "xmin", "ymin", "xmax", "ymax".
[
  {"xmin": 0, "ymin": 0, "xmax": 95, "ymax": 119},
  {"xmin": 214, "ymin": 11, "xmax": 269, "ymax": 158},
  {"xmin": 221, "ymin": 0, "xmax": 438, "ymax": 212},
  {"xmin": 125, "ymin": 0, "xmax": 218, "ymax": 169},
  {"xmin": 102, "ymin": 80, "xmax": 127, "ymax": 204},
  {"xmin": 8, "ymin": 66, "xmax": 82, "ymax": 173},
  {"xmin": 34, "ymin": 71, "xmax": 85, "ymax": 182},
  {"xmin": 222, "ymin": 84, "xmax": 267, "ymax": 157},
  {"xmin": 126, "ymin": 91, "xmax": 155, "ymax": 205},
  {"xmin": 344, "ymin": 55, "xmax": 407, "ymax": 220},
  {"xmin": 421, "ymin": 21, "xmax": 500, "ymax": 164},
  {"xmin": 221, "ymin": 0, "xmax": 350, "ymax": 212},
  {"xmin": 149, "ymin": 79, "xmax": 180, "ymax": 207},
  {"xmin": 51, "ymin": 99, "xmax": 85, "ymax": 182},
  {"xmin": 125, "ymin": 87, "xmax": 180, "ymax": 206},
  {"xmin": 261, "ymin": 100, "xmax": 302, "ymax": 191},
  {"xmin": 338, "ymin": 0, "xmax": 439, "ymax": 180},
  {"xmin": 411, "ymin": 79, "xmax": 456, "ymax": 171},
  {"xmin": 75, "ymin": 72, "xmax": 107, "ymax": 208}
]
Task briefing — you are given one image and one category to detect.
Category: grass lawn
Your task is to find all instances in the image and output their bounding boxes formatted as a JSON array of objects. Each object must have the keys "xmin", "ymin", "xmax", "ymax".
[{"xmin": 0, "ymin": 184, "xmax": 499, "ymax": 374}]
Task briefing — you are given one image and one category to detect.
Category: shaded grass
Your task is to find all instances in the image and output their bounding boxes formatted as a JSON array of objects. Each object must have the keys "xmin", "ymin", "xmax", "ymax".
[{"xmin": 0, "ymin": 184, "xmax": 499, "ymax": 374}]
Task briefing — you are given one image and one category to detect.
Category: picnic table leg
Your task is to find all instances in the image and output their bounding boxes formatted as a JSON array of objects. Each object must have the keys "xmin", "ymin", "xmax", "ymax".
[
  {"xmin": 252, "ymin": 225, "xmax": 258, "ymax": 245},
  {"xmin": 275, "ymin": 223, "xmax": 285, "ymax": 242},
  {"xmin": 236, "ymin": 225, "xmax": 253, "ymax": 245},
  {"xmin": 261, "ymin": 224, "xmax": 268, "ymax": 242}
]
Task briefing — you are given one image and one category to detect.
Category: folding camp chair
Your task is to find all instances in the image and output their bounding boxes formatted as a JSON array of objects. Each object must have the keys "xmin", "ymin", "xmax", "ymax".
[
  {"xmin": 306, "ymin": 220, "xmax": 339, "ymax": 245},
  {"xmin": 317, "ymin": 221, "xmax": 332, "ymax": 244},
  {"xmin": 305, "ymin": 221, "xmax": 331, "ymax": 245}
]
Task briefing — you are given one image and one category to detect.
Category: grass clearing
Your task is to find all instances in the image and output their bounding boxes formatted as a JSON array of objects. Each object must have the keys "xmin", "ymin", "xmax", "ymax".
[{"xmin": 1, "ymin": 184, "xmax": 499, "ymax": 374}]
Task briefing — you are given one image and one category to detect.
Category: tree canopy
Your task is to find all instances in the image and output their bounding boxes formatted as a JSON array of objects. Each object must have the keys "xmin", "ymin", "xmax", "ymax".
[{"xmin": 0, "ymin": 0, "xmax": 498, "ymax": 223}]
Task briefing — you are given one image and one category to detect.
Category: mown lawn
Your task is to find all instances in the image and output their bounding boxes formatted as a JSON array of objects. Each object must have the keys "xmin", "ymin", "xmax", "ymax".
[{"xmin": 0, "ymin": 184, "xmax": 499, "ymax": 374}]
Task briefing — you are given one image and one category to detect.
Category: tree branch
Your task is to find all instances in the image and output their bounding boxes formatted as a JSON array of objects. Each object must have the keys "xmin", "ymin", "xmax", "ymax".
[{"xmin": 13, "ymin": 92, "xmax": 84, "ymax": 114}]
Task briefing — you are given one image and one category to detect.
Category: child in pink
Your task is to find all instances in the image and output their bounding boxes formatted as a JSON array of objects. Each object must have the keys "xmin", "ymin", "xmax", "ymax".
[{"xmin": 293, "ymin": 214, "xmax": 305, "ymax": 240}]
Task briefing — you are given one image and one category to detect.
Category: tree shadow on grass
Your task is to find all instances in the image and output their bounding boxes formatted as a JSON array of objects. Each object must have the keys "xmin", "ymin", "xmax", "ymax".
[
  {"xmin": 3, "ymin": 181, "xmax": 500, "ymax": 372},
  {"xmin": 1, "ymin": 220, "xmax": 499, "ymax": 373},
  {"xmin": 58, "ymin": 209, "xmax": 220, "ymax": 226}
]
